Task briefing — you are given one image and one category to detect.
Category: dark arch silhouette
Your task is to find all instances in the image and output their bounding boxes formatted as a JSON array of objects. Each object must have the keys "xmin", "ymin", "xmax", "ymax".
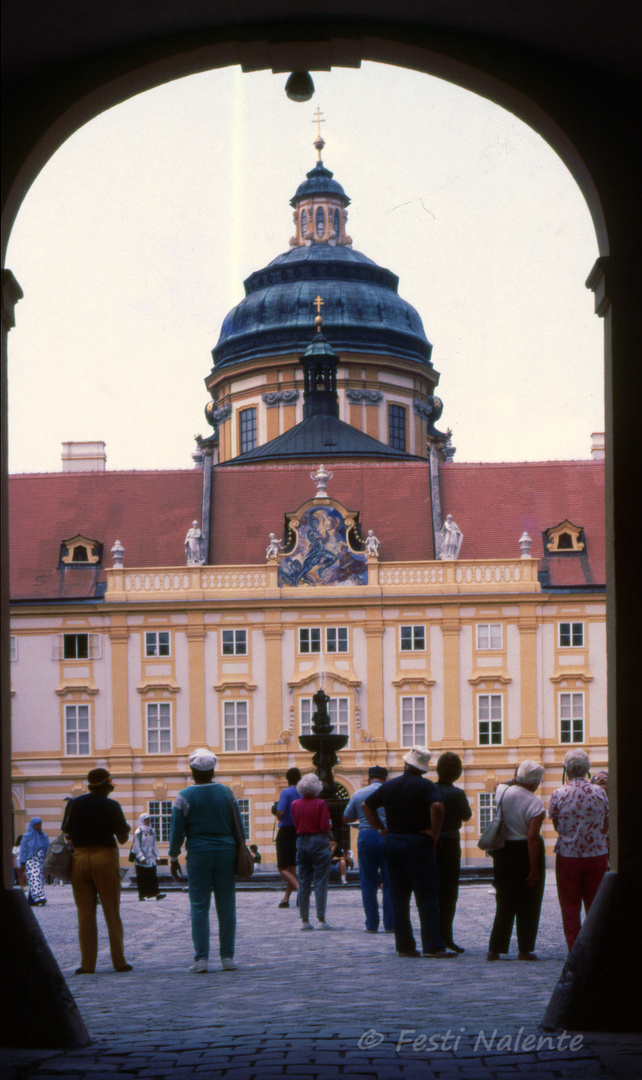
[{"xmin": 2, "ymin": 5, "xmax": 640, "ymax": 1045}]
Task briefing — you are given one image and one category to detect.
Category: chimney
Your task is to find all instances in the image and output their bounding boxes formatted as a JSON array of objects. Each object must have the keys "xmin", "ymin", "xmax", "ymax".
[
  {"xmin": 61, "ymin": 441, "xmax": 107, "ymax": 472},
  {"xmin": 590, "ymin": 432, "xmax": 605, "ymax": 461}
]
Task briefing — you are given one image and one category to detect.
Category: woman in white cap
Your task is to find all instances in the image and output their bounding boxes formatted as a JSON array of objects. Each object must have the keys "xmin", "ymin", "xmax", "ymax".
[
  {"xmin": 549, "ymin": 748, "xmax": 609, "ymax": 952},
  {"xmin": 487, "ymin": 760, "xmax": 546, "ymax": 962},
  {"xmin": 169, "ymin": 748, "xmax": 242, "ymax": 973}
]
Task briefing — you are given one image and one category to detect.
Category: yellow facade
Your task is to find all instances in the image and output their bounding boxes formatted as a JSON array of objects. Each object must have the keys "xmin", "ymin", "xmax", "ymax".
[{"xmin": 10, "ymin": 553, "xmax": 607, "ymax": 867}]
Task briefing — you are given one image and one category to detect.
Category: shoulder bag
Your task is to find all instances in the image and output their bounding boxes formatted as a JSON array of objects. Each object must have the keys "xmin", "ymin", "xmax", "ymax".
[
  {"xmin": 43, "ymin": 833, "xmax": 73, "ymax": 883},
  {"xmin": 477, "ymin": 785, "xmax": 510, "ymax": 852},
  {"xmin": 227, "ymin": 789, "xmax": 254, "ymax": 880}
]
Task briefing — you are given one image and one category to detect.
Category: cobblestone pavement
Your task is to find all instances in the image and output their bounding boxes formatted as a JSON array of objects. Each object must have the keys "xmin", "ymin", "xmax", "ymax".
[{"xmin": 3, "ymin": 872, "xmax": 640, "ymax": 1080}]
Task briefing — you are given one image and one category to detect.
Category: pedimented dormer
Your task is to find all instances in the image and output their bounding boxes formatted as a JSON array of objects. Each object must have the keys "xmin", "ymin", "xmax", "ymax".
[
  {"xmin": 60, "ymin": 534, "xmax": 102, "ymax": 565},
  {"xmin": 545, "ymin": 520, "xmax": 585, "ymax": 553}
]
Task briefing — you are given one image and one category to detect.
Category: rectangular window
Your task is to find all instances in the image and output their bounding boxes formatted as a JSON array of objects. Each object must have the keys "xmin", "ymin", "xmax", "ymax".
[
  {"xmin": 237, "ymin": 798, "xmax": 250, "ymax": 841},
  {"xmin": 560, "ymin": 692, "xmax": 584, "ymax": 743},
  {"xmin": 328, "ymin": 697, "xmax": 350, "ymax": 742},
  {"xmin": 559, "ymin": 622, "xmax": 584, "ymax": 648},
  {"xmin": 299, "ymin": 627, "xmax": 321, "ymax": 654},
  {"xmin": 400, "ymin": 625, "xmax": 426, "ymax": 651},
  {"xmin": 10, "ymin": 636, "xmax": 18, "ymax": 661},
  {"xmin": 148, "ymin": 799, "xmax": 172, "ymax": 843},
  {"xmin": 401, "ymin": 696, "xmax": 426, "ymax": 746},
  {"xmin": 56, "ymin": 633, "xmax": 101, "ymax": 660},
  {"xmin": 145, "ymin": 631, "xmax": 170, "ymax": 658},
  {"xmin": 239, "ymin": 407, "xmax": 257, "ymax": 454},
  {"xmin": 479, "ymin": 792, "xmax": 498, "ymax": 831},
  {"xmin": 146, "ymin": 702, "xmax": 172, "ymax": 754},
  {"xmin": 301, "ymin": 698, "xmax": 313, "ymax": 736},
  {"xmin": 301, "ymin": 697, "xmax": 349, "ymax": 741},
  {"xmin": 478, "ymin": 694, "xmax": 503, "ymax": 745},
  {"xmin": 65, "ymin": 704, "xmax": 90, "ymax": 756},
  {"xmin": 388, "ymin": 404, "xmax": 406, "ymax": 451},
  {"xmin": 222, "ymin": 629, "xmax": 247, "ymax": 655},
  {"xmin": 224, "ymin": 701, "xmax": 249, "ymax": 751},
  {"xmin": 476, "ymin": 624, "xmax": 503, "ymax": 650},
  {"xmin": 326, "ymin": 627, "xmax": 348, "ymax": 653}
]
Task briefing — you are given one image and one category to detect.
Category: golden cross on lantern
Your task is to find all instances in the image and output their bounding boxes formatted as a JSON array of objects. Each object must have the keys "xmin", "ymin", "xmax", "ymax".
[
  {"xmin": 312, "ymin": 108, "xmax": 325, "ymax": 140},
  {"xmin": 313, "ymin": 295, "xmax": 324, "ymax": 315}
]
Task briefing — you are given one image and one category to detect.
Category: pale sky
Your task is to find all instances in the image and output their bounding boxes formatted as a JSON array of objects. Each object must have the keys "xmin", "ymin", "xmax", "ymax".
[{"xmin": 6, "ymin": 63, "xmax": 604, "ymax": 474}]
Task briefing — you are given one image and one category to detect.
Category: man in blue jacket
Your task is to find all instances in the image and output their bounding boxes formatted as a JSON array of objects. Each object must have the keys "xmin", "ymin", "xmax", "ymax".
[{"xmin": 343, "ymin": 766, "xmax": 394, "ymax": 933}]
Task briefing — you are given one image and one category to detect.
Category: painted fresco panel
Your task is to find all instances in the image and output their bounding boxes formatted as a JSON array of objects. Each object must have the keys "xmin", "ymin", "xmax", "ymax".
[{"xmin": 278, "ymin": 505, "xmax": 367, "ymax": 587}]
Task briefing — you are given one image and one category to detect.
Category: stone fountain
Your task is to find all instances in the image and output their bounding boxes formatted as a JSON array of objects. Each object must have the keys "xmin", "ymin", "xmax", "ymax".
[{"xmin": 298, "ymin": 686, "xmax": 349, "ymax": 844}]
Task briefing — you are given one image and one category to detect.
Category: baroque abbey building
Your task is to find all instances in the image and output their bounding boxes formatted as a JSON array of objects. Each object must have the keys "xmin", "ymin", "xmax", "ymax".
[{"xmin": 9, "ymin": 126, "xmax": 606, "ymax": 866}]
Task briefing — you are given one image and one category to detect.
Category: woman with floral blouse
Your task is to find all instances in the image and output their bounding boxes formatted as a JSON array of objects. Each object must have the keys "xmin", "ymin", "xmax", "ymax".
[{"xmin": 549, "ymin": 748, "xmax": 609, "ymax": 952}]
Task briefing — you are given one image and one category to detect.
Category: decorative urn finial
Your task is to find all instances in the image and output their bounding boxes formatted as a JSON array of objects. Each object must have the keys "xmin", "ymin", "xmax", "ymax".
[{"xmin": 311, "ymin": 464, "xmax": 333, "ymax": 498}]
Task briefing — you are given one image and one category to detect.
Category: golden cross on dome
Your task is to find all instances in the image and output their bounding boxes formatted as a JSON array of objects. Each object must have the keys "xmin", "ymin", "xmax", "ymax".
[
  {"xmin": 313, "ymin": 295, "xmax": 324, "ymax": 315},
  {"xmin": 312, "ymin": 108, "xmax": 326, "ymax": 161},
  {"xmin": 312, "ymin": 108, "xmax": 325, "ymax": 140}
]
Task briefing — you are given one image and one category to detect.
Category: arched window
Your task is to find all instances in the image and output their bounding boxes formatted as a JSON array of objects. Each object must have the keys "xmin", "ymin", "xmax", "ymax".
[
  {"xmin": 333, "ymin": 208, "xmax": 340, "ymax": 237},
  {"xmin": 301, "ymin": 209, "xmax": 307, "ymax": 237},
  {"xmin": 316, "ymin": 206, "xmax": 325, "ymax": 237}
]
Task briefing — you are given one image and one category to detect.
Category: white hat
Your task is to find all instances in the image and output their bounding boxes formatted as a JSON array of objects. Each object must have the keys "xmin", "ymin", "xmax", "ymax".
[
  {"xmin": 189, "ymin": 748, "xmax": 219, "ymax": 772},
  {"xmin": 515, "ymin": 759, "xmax": 545, "ymax": 785},
  {"xmin": 402, "ymin": 746, "xmax": 432, "ymax": 773}
]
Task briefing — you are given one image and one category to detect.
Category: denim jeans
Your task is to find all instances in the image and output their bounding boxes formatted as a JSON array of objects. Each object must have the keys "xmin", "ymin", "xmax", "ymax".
[
  {"xmin": 296, "ymin": 834, "xmax": 332, "ymax": 921},
  {"xmin": 384, "ymin": 833, "xmax": 443, "ymax": 954},
  {"xmin": 186, "ymin": 846, "xmax": 236, "ymax": 961},
  {"xmin": 357, "ymin": 829, "xmax": 394, "ymax": 932}
]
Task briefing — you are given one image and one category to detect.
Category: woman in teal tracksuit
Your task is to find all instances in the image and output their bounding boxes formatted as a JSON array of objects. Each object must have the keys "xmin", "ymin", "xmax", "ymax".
[{"xmin": 169, "ymin": 747, "xmax": 244, "ymax": 973}]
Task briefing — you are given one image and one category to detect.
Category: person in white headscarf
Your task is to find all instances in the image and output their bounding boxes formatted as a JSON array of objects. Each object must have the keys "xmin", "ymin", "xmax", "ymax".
[
  {"xmin": 132, "ymin": 814, "xmax": 166, "ymax": 902},
  {"xmin": 19, "ymin": 817, "xmax": 50, "ymax": 906},
  {"xmin": 487, "ymin": 760, "xmax": 546, "ymax": 962}
]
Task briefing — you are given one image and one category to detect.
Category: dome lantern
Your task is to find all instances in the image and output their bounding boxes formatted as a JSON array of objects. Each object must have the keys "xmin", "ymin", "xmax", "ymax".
[{"xmin": 289, "ymin": 110, "xmax": 352, "ymax": 248}]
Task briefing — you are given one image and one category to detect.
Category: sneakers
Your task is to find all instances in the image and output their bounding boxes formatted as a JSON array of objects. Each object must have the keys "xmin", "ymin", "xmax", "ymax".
[
  {"xmin": 221, "ymin": 957, "xmax": 237, "ymax": 971},
  {"xmin": 301, "ymin": 921, "xmax": 314, "ymax": 930},
  {"xmin": 317, "ymin": 921, "xmax": 334, "ymax": 930},
  {"xmin": 189, "ymin": 959, "xmax": 209, "ymax": 973},
  {"xmin": 422, "ymin": 950, "xmax": 457, "ymax": 959},
  {"xmin": 115, "ymin": 963, "xmax": 133, "ymax": 972},
  {"xmin": 155, "ymin": 893, "xmax": 167, "ymax": 901},
  {"xmin": 397, "ymin": 950, "xmax": 421, "ymax": 958}
]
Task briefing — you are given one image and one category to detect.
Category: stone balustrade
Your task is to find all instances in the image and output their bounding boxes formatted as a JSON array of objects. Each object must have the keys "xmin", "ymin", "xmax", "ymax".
[{"xmin": 105, "ymin": 557, "xmax": 539, "ymax": 600}]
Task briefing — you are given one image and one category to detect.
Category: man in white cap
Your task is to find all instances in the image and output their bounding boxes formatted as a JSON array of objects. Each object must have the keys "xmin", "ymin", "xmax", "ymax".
[
  {"xmin": 169, "ymin": 748, "xmax": 243, "ymax": 973},
  {"xmin": 363, "ymin": 746, "xmax": 453, "ymax": 958}
]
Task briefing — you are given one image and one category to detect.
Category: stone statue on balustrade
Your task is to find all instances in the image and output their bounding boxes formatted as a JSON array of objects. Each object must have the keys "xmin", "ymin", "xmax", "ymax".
[
  {"xmin": 439, "ymin": 515, "xmax": 463, "ymax": 560},
  {"xmin": 364, "ymin": 530, "xmax": 380, "ymax": 558},
  {"xmin": 185, "ymin": 521, "xmax": 205, "ymax": 566},
  {"xmin": 266, "ymin": 533, "xmax": 283, "ymax": 560}
]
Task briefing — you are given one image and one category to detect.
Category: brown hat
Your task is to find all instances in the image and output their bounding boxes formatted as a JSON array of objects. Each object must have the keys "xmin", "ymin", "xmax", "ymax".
[{"xmin": 87, "ymin": 767, "xmax": 114, "ymax": 793}]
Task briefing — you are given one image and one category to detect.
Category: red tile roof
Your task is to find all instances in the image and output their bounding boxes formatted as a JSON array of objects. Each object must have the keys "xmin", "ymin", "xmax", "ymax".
[
  {"xmin": 9, "ymin": 457, "xmax": 605, "ymax": 601},
  {"xmin": 439, "ymin": 460, "xmax": 606, "ymax": 586},
  {"xmin": 211, "ymin": 460, "xmax": 435, "ymax": 565},
  {"xmin": 9, "ymin": 470, "xmax": 203, "ymax": 600}
]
